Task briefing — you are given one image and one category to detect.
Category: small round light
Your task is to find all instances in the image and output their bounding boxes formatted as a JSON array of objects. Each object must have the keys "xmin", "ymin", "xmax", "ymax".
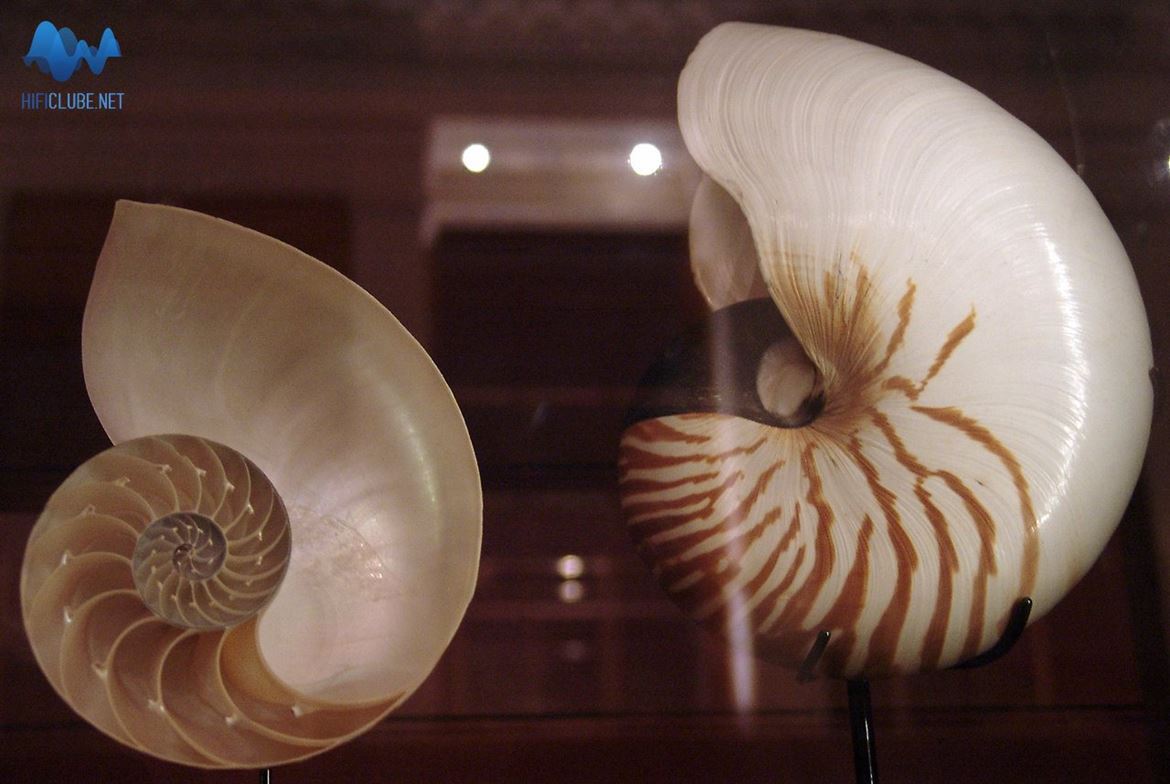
[
  {"xmin": 461, "ymin": 143, "xmax": 491, "ymax": 173},
  {"xmin": 558, "ymin": 580, "xmax": 585, "ymax": 603},
  {"xmin": 556, "ymin": 554, "xmax": 585, "ymax": 580},
  {"xmin": 629, "ymin": 142, "xmax": 663, "ymax": 176}
]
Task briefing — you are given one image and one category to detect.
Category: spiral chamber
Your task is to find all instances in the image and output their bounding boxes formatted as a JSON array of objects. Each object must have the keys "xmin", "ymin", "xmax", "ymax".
[{"xmin": 16, "ymin": 434, "xmax": 398, "ymax": 767}]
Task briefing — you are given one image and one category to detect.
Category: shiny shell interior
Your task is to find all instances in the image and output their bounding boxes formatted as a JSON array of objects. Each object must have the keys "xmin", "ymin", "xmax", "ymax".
[{"xmin": 21, "ymin": 201, "xmax": 482, "ymax": 767}]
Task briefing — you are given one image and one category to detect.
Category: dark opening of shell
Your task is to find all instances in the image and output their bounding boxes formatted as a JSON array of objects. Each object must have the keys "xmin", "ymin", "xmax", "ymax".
[{"xmin": 625, "ymin": 298, "xmax": 824, "ymax": 429}]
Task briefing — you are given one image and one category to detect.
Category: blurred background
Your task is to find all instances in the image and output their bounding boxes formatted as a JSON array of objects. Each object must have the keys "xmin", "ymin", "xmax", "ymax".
[{"xmin": 1, "ymin": 1, "xmax": 1168, "ymax": 781}]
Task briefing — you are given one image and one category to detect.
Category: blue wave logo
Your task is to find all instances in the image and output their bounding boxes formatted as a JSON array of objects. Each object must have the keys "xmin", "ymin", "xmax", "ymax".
[{"xmin": 22, "ymin": 21, "xmax": 121, "ymax": 83}]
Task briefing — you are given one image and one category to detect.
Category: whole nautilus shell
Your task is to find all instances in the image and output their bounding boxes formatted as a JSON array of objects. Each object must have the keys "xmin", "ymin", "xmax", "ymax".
[
  {"xmin": 619, "ymin": 24, "xmax": 1153, "ymax": 678},
  {"xmin": 20, "ymin": 201, "xmax": 481, "ymax": 766}
]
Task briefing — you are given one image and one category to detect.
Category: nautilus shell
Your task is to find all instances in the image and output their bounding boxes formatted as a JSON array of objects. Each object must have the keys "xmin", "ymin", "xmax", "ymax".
[
  {"xmin": 619, "ymin": 24, "xmax": 1153, "ymax": 678},
  {"xmin": 21, "ymin": 201, "xmax": 481, "ymax": 766}
]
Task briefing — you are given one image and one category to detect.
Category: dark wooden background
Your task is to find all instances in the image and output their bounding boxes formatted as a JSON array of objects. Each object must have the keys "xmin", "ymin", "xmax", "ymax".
[{"xmin": 1, "ymin": 2, "xmax": 1169, "ymax": 781}]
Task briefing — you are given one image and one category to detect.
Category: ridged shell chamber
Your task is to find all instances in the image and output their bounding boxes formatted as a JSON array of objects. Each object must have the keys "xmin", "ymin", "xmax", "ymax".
[
  {"xmin": 619, "ymin": 23, "xmax": 1153, "ymax": 678},
  {"xmin": 21, "ymin": 201, "xmax": 482, "ymax": 767}
]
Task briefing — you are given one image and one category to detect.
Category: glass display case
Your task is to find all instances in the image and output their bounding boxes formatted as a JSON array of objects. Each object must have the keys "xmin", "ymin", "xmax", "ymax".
[{"xmin": 1, "ymin": 2, "xmax": 1167, "ymax": 781}]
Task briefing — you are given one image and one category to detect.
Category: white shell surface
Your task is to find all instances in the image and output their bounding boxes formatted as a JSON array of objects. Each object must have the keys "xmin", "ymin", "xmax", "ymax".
[
  {"xmin": 34, "ymin": 200, "xmax": 483, "ymax": 766},
  {"xmin": 619, "ymin": 23, "xmax": 1153, "ymax": 676},
  {"xmin": 688, "ymin": 174, "xmax": 767, "ymax": 309}
]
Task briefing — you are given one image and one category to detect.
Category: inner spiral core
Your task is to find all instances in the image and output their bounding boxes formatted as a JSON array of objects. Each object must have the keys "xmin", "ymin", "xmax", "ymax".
[
  {"xmin": 132, "ymin": 511, "xmax": 231, "ymax": 627},
  {"xmin": 137, "ymin": 512, "xmax": 227, "ymax": 581},
  {"xmin": 756, "ymin": 336, "xmax": 824, "ymax": 427}
]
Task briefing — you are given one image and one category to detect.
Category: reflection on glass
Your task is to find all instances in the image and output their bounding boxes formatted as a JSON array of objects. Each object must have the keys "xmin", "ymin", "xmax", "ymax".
[
  {"xmin": 560, "ymin": 639, "xmax": 589, "ymax": 663},
  {"xmin": 558, "ymin": 579, "xmax": 585, "ymax": 603}
]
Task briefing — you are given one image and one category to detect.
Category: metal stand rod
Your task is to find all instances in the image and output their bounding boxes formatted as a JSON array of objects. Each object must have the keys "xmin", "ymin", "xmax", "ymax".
[
  {"xmin": 260, "ymin": 768, "xmax": 271, "ymax": 783},
  {"xmin": 847, "ymin": 679, "xmax": 878, "ymax": 784}
]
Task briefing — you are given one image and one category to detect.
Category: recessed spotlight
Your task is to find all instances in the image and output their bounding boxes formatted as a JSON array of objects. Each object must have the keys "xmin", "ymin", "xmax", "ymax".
[
  {"xmin": 629, "ymin": 142, "xmax": 663, "ymax": 176},
  {"xmin": 461, "ymin": 143, "xmax": 491, "ymax": 173}
]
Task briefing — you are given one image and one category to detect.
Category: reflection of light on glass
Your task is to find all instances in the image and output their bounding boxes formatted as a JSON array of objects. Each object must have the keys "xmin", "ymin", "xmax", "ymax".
[
  {"xmin": 727, "ymin": 628, "xmax": 756, "ymax": 715},
  {"xmin": 1153, "ymin": 119, "xmax": 1170, "ymax": 185},
  {"xmin": 461, "ymin": 143, "xmax": 491, "ymax": 173},
  {"xmin": 629, "ymin": 142, "xmax": 663, "ymax": 176},
  {"xmin": 558, "ymin": 579, "xmax": 584, "ymax": 603},
  {"xmin": 706, "ymin": 352, "xmax": 757, "ymax": 712},
  {"xmin": 556, "ymin": 554, "xmax": 585, "ymax": 579},
  {"xmin": 560, "ymin": 639, "xmax": 588, "ymax": 663}
]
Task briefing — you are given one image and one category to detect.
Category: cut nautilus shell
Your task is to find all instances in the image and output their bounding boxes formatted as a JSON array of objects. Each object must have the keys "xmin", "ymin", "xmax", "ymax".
[
  {"xmin": 21, "ymin": 201, "xmax": 481, "ymax": 766},
  {"xmin": 619, "ymin": 23, "xmax": 1153, "ymax": 678}
]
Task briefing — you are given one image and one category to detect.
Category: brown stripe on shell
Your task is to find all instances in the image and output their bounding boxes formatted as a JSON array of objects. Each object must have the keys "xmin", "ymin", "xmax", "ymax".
[
  {"xmin": 652, "ymin": 465, "xmax": 783, "ymax": 567},
  {"xmin": 619, "ymin": 435, "xmax": 788, "ymax": 617},
  {"xmin": 623, "ymin": 469, "xmax": 741, "ymax": 526},
  {"xmin": 618, "ymin": 470, "xmax": 722, "ymax": 497},
  {"xmin": 749, "ymin": 544, "xmax": 810, "ymax": 665},
  {"xmin": 704, "ymin": 503, "xmax": 807, "ymax": 637},
  {"xmin": 913, "ymin": 480, "xmax": 957, "ymax": 669},
  {"xmin": 700, "ymin": 506, "xmax": 799, "ymax": 636},
  {"xmin": 618, "ymin": 435, "xmax": 767, "ymax": 471},
  {"xmin": 814, "ymin": 514, "xmax": 875, "ymax": 674},
  {"xmin": 763, "ymin": 443, "xmax": 836, "ymax": 638},
  {"xmin": 843, "ymin": 434, "xmax": 916, "ymax": 674},
  {"xmin": 933, "ymin": 469, "xmax": 998, "ymax": 659},
  {"xmin": 867, "ymin": 409, "xmax": 986, "ymax": 669},
  {"xmin": 921, "ymin": 309, "xmax": 977, "ymax": 390},
  {"xmin": 913, "ymin": 404, "xmax": 1039, "ymax": 596},
  {"xmin": 882, "ymin": 308, "xmax": 976, "ymax": 401},
  {"xmin": 635, "ymin": 418, "xmax": 714, "ymax": 444},
  {"xmin": 655, "ymin": 486, "xmax": 786, "ymax": 617},
  {"xmin": 870, "ymin": 280, "xmax": 916, "ymax": 378}
]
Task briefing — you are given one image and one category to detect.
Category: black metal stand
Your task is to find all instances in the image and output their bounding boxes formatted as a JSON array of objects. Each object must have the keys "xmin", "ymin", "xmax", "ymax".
[
  {"xmin": 847, "ymin": 678, "xmax": 879, "ymax": 784},
  {"xmin": 260, "ymin": 768, "xmax": 271, "ymax": 783},
  {"xmin": 951, "ymin": 597, "xmax": 1033, "ymax": 670},
  {"xmin": 800, "ymin": 597, "xmax": 1033, "ymax": 784}
]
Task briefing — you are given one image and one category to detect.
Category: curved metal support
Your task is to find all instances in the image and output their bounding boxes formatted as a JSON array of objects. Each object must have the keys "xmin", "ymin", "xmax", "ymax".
[{"xmin": 952, "ymin": 597, "xmax": 1033, "ymax": 670}]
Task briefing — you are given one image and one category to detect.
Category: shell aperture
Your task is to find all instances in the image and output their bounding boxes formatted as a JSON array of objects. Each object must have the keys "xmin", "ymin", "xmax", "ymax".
[
  {"xmin": 626, "ymin": 298, "xmax": 823, "ymax": 430},
  {"xmin": 21, "ymin": 201, "xmax": 482, "ymax": 766},
  {"xmin": 619, "ymin": 24, "xmax": 1153, "ymax": 678}
]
